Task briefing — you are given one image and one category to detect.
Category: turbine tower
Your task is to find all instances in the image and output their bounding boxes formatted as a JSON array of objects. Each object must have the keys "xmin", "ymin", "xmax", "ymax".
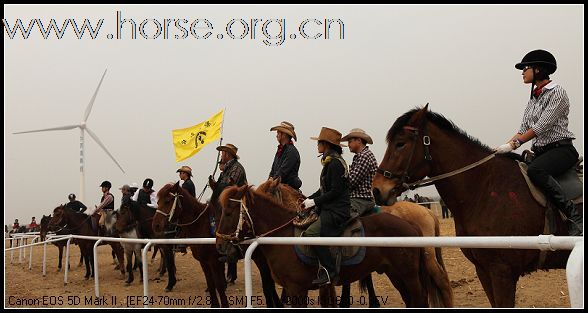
[{"xmin": 13, "ymin": 69, "xmax": 125, "ymax": 202}]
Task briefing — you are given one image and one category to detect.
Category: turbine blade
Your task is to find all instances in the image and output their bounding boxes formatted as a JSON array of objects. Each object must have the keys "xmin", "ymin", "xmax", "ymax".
[
  {"xmin": 85, "ymin": 127, "xmax": 125, "ymax": 173},
  {"xmin": 13, "ymin": 124, "xmax": 79, "ymax": 134},
  {"xmin": 83, "ymin": 69, "xmax": 108, "ymax": 122}
]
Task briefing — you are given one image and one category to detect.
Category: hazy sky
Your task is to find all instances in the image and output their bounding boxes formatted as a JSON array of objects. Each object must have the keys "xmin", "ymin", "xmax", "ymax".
[{"xmin": 4, "ymin": 5, "xmax": 583, "ymax": 225}]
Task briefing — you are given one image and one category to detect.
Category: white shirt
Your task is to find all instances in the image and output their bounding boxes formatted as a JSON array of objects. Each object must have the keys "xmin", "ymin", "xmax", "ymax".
[{"xmin": 131, "ymin": 188, "xmax": 158, "ymax": 208}]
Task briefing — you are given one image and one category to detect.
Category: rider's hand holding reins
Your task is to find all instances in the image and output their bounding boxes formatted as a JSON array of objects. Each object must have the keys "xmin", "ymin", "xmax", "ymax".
[
  {"xmin": 302, "ymin": 198, "xmax": 315, "ymax": 209},
  {"xmin": 495, "ymin": 139, "xmax": 521, "ymax": 154}
]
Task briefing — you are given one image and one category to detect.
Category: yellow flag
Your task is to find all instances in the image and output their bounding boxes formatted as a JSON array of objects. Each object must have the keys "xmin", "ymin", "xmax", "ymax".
[{"xmin": 172, "ymin": 109, "xmax": 224, "ymax": 162}]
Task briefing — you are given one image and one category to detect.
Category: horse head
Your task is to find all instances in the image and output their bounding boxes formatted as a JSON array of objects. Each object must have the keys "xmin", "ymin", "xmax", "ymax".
[
  {"xmin": 49, "ymin": 205, "xmax": 67, "ymax": 229},
  {"xmin": 152, "ymin": 182, "xmax": 184, "ymax": 237},
  {"xmin": 115, "ymin": 201, "xmax": 136, "ymax": 234},
  {"xmin": 215, "ymin": 184, "xmax": 255, "ymax": 261},
  {"xmin": 373, "ymin": 105, "xmax": 434, "ymax": 205},
  {"xmin": 39, "ymin": 214, "xmax": 52, "ymax": 241},
  {"xmin": 103, "ymin": 209, "xmax": 119, "ymax": 236}
]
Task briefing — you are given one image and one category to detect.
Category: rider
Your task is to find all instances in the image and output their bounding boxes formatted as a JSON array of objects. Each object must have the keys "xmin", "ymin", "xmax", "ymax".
[
  {"xmin": 341, "ymin": 128, "xmax": 378, "ymax": 218},
  {"xmin": 208, "ymin": 143, "xmax": 247, "ymax": 284},
  {"xmin": 28, "ymin": 217, "xmax": 39, "ymax": 231},
  {"xmin": 177, "ymin": 166, "xmax": 196, "ymax": 198},
  {"xmin": 65, "ymin": 193, "xmax": 87, "ymax": 213},
  {"xmin": 269, "ymin": 121, "xmax": 303, "ymax": 191},
  {"xmin": 495, "ymin": 49, "xmax": 582, "ymax": 236},
  {"xmin": 131, "ymin": 178, "xmax": 158, "ymax": 209},
  {"xmin": 95, "ymin": 180, "xmax": 115, "ymax": 233},
  {"xmin": 302, "ymin": 127, "xmax": 351, "ymax": 286}
]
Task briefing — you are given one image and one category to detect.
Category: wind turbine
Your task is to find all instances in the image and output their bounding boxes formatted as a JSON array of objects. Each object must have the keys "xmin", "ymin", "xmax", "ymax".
[{"xmin": 13, "ymin": 69, "xmax": 125, "ymax": 203}]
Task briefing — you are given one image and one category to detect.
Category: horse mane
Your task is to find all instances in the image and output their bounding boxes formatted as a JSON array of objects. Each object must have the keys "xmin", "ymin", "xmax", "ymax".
[{"xmin": 388, "ymin": 107, "xmax": 494, "ymax": 153}]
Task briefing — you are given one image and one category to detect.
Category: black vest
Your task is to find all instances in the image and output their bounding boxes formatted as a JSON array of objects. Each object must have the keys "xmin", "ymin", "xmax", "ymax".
[
  {"xmin": 137, "ymin": 189, "xmax": 153, "ymax": 206},
  {"xmin": 101, "ymin": 192, "xmax": 115, "ymax": 210}
]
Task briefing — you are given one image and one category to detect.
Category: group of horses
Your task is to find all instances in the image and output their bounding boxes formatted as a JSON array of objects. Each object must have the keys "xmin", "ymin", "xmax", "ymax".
[{"xmin": 36, "ymin": 106, "xmax": 581, "ymax": 308}]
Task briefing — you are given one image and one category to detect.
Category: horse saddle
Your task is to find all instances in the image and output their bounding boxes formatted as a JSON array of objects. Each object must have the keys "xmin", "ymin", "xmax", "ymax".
[
  {"xmin": 293, "ymin": 218, "xmax": 366, "ymax": 267},
  {"xmin": 517, "ymin": 153, "xmax": 583, "ymax": 235}
]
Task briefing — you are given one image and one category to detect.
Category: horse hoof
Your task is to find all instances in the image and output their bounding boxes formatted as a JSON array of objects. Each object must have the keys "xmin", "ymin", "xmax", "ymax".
[
  {"xmin": 125, "ymin": 282, "xmax": 131, "ymax": 286},
  {"xmin": 164, "ymin": 288, "xmax": 171, "ymax": 292}
]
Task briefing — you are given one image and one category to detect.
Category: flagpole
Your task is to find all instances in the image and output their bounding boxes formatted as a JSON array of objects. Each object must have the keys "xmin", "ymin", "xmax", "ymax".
[{"xmin": 197, "ymin": 107, "xmax": 225, "ymax": 201}]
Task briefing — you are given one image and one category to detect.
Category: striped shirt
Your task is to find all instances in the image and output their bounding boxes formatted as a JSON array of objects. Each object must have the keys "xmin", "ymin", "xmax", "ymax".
[
  {"xmin": 518, "ymin": 81, "xmax": 575, "ymax": 147},
  {"xmin": 349, "ymin": 146, "xmax": 378, "ymax": 199}
]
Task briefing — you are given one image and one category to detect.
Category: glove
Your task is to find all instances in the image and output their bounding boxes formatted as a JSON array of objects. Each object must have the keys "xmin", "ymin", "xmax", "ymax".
[
  {"xmin": 302, "ymin": 198, "xmax": 315, "ymax": 209},
  {"xmin": 495, "ymin": 142, "xmax": 514, "ymax": 154}
]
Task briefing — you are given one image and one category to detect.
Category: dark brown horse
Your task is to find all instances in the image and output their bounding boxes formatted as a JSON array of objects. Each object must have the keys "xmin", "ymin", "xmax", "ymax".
[
  {"xmin": 40, "ymin": 214, "xmax": 84, "ymax": 270},
  {"xmin": 152, "ymin": 182, "xmax": 230, "ymax": 307},
  {"xmin": 216, "ymin": 185, "xmax": 432, "ymax": 308},
  {"xmin": 48, "ymin": 205, "xmax": 125, "ymax": 280},
  {"xmin": 372, "ymin": 105, "xmax": 578, "ymax": 307},
  {"xmin": 257, "ymin": 177, "xmax": 453, "ymax": 307},
  {"xmin": 117, "ymin": 200, "xmax": 178, "ymax": 291}
]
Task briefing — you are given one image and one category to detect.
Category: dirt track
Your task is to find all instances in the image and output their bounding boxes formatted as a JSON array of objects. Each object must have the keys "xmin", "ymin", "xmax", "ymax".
[{"xmin": 4, "ymin": 218, "xmax": 572, "ymax": 308}]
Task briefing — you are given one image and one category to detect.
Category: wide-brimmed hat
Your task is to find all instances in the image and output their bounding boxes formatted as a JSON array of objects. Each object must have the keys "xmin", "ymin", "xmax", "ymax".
[
  {"xmin": 310, "ymin": 127, "xmax": 347, "ymax": 147},
  {"xmin": 270, "ymin": 121, "xmax": 297, "ymax": 141},
  {"xmin": 216, "ymin": 143, "xmax": 240, "ymax": 159},
  {"xmin": 341, "ymin": 128, "xmax": 374, "ymax": 145},
  {"xmin": 176, "ymin": 166, "xmax": 193, "ymax": 177}
]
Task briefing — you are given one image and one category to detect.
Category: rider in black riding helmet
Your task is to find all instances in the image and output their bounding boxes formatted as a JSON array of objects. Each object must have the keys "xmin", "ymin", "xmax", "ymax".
[{"xmin": 495, "ymin": 49, "xmax": 582, "ymax": 236}]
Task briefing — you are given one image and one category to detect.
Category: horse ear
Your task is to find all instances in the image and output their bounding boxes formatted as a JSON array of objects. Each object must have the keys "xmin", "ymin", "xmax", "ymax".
[
  {"xmin": 274, "ymin": 176, "xmax": 282, "ymax": 185},
  {"xmin": 408, "ymin": 103, "xmax": 429, "ymax": 127}
]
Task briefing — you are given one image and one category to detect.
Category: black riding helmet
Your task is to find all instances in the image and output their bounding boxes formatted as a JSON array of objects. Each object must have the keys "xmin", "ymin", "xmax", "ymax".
[
  {"xmin": 515, "ymin": 49, "xmax": 557, "ymax": 98},
  {"xmin": 68, "ymin": 193, "xmax": 76, "ymax": 200},
  {"xmin": 143, "ymin": 178, "xmax": 154, "ymax": 189},
  {"xmin": 100, "ymin": 180, "xmax": 112, "ymax": 189}
]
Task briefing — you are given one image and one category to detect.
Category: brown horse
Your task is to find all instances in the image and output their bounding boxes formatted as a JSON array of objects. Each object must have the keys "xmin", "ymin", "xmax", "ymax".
[
  {"xmin": 40, "ymin": 214, "xmax": 85, "ymax": 271},
  {"xmin": 216, "ymin": 184, "xmax": 432, "ymax": 308},
  {"xmin": 152, "ymin": 182, "xmax": 230, "ymax": 307},
  {"xmin": 48, "ymin": 205, "xmax": 125, "ymax": 280},
  {"xmin": 372, "ymin": 105, "xmax": 578, "ymax": 307},
  {"xmin": 257, "ymin": 177, "xmax": 453, "ymax": 307}
]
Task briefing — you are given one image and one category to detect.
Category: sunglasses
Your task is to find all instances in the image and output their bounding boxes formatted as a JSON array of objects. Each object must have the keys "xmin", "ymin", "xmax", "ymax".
[{"xmin": 522, "ymin": 65, "xmax": 533, "ymax": 72}]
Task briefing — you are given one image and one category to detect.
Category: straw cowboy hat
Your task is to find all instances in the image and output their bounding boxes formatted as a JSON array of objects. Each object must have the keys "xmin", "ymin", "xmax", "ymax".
[
  {"xmin": 310, "ymin": 127, "xmax": 347, "ymax": 147},
  {"xmin": 270, "ymin": 121, "xmax": 297, "ymax": 141},
  {"xmin": 216, "ymin": 143, "xmax": 240, "ymax": 159},
  {"xmin": 341, "ymin": 128, "xmax": 374, "ymax": 145},
  {"xmin": 176, "ymin": 165, "xmax": 193, "ymax": 177}
]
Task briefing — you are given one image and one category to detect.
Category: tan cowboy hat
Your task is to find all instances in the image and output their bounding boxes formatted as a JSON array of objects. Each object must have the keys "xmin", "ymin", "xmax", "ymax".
[
  {"xmin": 216, "ymin": 143, "xmax": 240, "ymax": 159},
  {"xmin": 270, "ymin": 121, "xmax": 297, "ymax": 141},
  {"xmin": 176, "ymin": 165, "xmax": 193, "ymax": 177},
  {"xmin": 310, "ymin": 127, "xmax": 347, "ymax": 147},
  {"xmin": 341, "ymin": 128, "xmax": 374, "ymax": 145}
]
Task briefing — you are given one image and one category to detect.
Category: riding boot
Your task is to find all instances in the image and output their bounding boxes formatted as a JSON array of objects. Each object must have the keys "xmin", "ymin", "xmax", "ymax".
[
  {"xmin": 544, "ymin": 176, "xmax": 583, "ymax": 236},
  {"xmin": 311, "ymin": 246, "xmax": 338, "ymax": 286}
]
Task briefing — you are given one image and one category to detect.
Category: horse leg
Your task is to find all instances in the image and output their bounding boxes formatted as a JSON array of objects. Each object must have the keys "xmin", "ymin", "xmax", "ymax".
[
  {"xmin": 125, "ymin": 247, "xmax": 134, "ymax": 285},
  {"xmin": 151, "ymin": 245, "xmax": 159, "ymax": 264},
  {"xmin": 253, "ymin": 255, "xmax": 283, "ymax": 308},
  {"xmin": 287, "ymin": 288, "xmax": 309, "ymax": 308},
  {"xmin": 78, "ymin": 246, "xmax": 84, "ymax": 267},
  {"xmin": 487, "ymin": 267, "xmax": 518, "ymax": 307},
  {"xmin": 474, "ymin": 265, "xmax": 496, "ymax": 307},
  {"xmin": 57, "ymin": 245, "xmax": 63, "ymax": 272},
  {"xmin": 339, "ymin": 283, "xmax": 351, "ymax": 307},
  {"xmin": 115, "ymin": 244, "xmax": 126, "ymax": 275},
  {"xmin": 136, "ymin": 246, "xmax": 144, "ymax": 282},
  {"xmin": 163, "ymin": 247, "xmax": 176, "ymax": 292},
  {"xmin": 363, "ymin": 274, "xmax": 381, "ymax": 308},
  {"xmin": 199, "ymin": 262, "xmax": 220, "ymax": 307},
  {"xmin": 319, "ymin": 285, "xmax": 336, "ymax": 307},
  {"xmin": 213, "ymin": 260, "xmax": 229, "ymax": 307},
  {"xmin": 133, "ymin": 251, "xmax": 139, "ymax": 271}
]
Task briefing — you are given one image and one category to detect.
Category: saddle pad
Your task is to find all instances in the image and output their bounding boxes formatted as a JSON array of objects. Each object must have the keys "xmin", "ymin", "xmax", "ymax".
[
  {"xmin": 517, "ymin": 161, "xmax": 583, "ymax": 207},
  {"xmin": 294, "ymin": 219, "xmax": 366, "ymax": 266}
]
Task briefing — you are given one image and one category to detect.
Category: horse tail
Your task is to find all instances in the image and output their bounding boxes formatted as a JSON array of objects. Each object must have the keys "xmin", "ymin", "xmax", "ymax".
[
  {"xmin": 432, "ymin": 213, "xmax": 447, "ymax": 271},
  {"xmin": 420, "ymin": 246, "xmax": 443, "ymax": 308}
]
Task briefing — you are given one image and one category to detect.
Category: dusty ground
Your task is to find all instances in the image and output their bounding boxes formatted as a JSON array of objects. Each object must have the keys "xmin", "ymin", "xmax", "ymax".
[{"xmin": 4, "ymin": 218, "xmax": 572, "ymax": 308}]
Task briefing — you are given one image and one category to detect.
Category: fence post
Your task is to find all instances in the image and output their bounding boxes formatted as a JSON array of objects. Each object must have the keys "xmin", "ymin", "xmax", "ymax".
[
  {"xmin": 142, "ymin": 242, "xmax": 153, "ymax": 308},
  {"xmin": 43, "ymin": 240, "xmax": 47, "ymax": 276},
  {"xmin": 566, "ymin": 240, "xmax": 584, "ymax": 308},
  {"xmin": 64, "ymin": 237, "xmax": 72, "ymax": 285},
  {"xmin": 29, "ymin": 236, "xmax": 39, "ymax": 270},
  {"xmin": 93, "ymin": 239, "xmax": 104, "ymax": 297},
  {"xmin": 244, "ymin": 241, "xmax": 259, "ymax": 308}
]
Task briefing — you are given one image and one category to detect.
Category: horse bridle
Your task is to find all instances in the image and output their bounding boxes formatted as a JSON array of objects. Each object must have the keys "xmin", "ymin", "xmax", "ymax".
[
  {"xmin": 155, "ymin": 191, "xmax": 210, "ymax": 227},
  {"xmin": 376, "ymin": 124, "xmax": 433, "ymax": 196},
  {"xmin": 376, "ymin": 123, "xmax": 498, "ymax": 197},
  {"xmin": 215, "ymin": 196, "xmax": 256, "ymax": 243}
]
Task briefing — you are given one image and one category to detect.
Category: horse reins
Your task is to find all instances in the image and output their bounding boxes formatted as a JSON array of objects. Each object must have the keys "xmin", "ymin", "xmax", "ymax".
[
  {"xmin": 155, "ymin": 191, "xmax": 210, "ymax": 227},
  {"xmin": 377, "ymin": 124, "xmax": 498, "ymax": 194}
]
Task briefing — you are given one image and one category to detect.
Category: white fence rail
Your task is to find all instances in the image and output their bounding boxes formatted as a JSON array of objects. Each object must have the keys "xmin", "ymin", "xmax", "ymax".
[{"xmin": 5, "ymin": 234, "xmax": 584, "ymax": 308}]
